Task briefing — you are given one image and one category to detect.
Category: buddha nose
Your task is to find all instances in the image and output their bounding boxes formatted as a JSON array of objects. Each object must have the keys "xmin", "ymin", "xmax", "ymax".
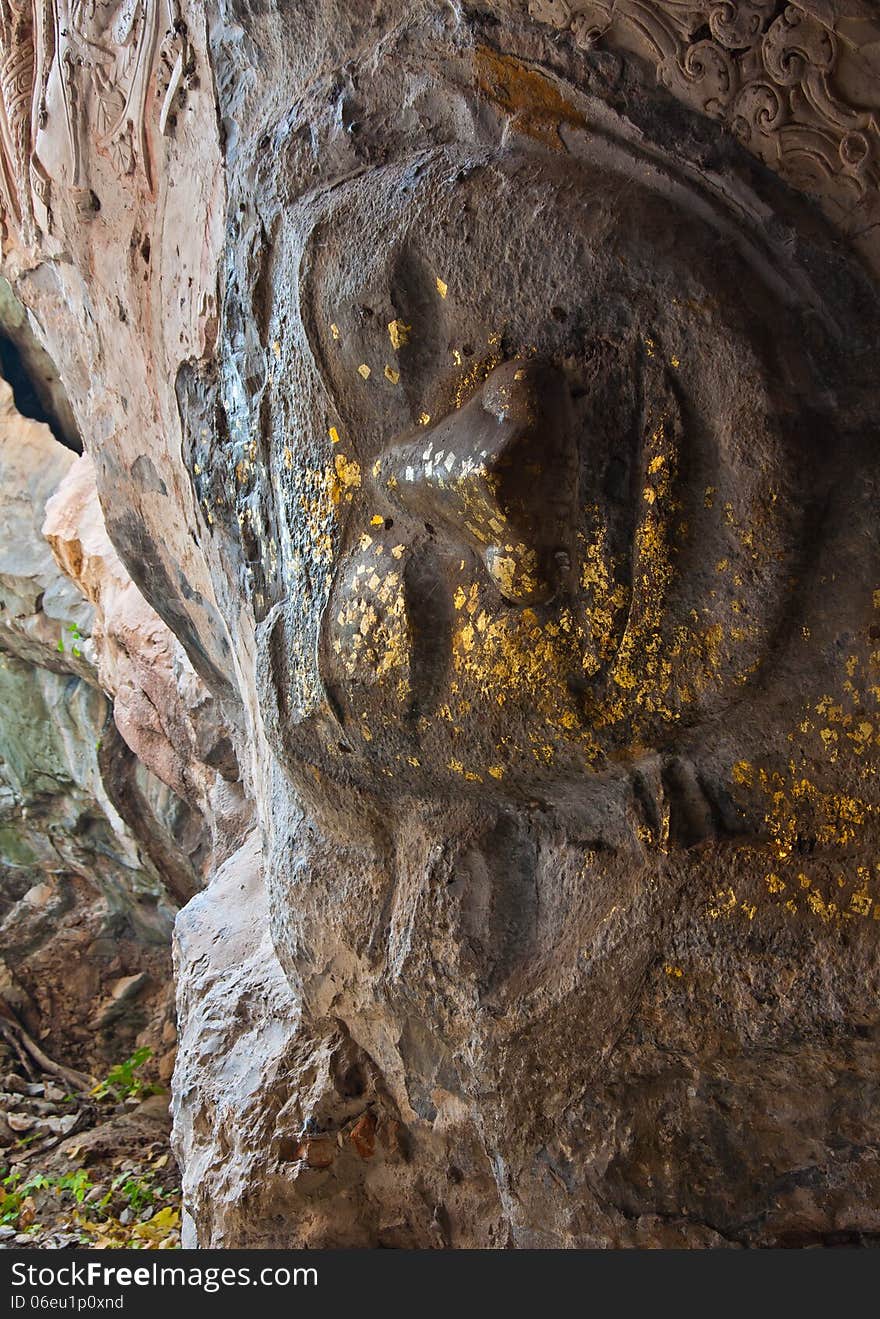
[{"xmin": 373, "ymin": 359, "xmax": 578, "ymax": 605}]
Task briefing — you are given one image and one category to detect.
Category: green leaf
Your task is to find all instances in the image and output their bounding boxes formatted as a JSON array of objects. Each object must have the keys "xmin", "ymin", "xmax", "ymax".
[{"xmin": 91, "ymin": 1047, "xmax": 156, "ymax": 1102}]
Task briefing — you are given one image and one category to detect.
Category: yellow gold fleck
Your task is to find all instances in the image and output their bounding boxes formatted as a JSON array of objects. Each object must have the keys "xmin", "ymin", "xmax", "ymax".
[{"xmin": 388, "ymin": 320, "xmax": 411, "ymax": 350}]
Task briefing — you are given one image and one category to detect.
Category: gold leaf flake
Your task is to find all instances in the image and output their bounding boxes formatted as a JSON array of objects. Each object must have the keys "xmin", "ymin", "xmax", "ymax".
[
  {"xmin": 334, "ymin": 454, "xmax": 361, "ymax": 491},
  {"xmin": 388, "ymin": 320, "xmax": 411, "ymax": 350}
]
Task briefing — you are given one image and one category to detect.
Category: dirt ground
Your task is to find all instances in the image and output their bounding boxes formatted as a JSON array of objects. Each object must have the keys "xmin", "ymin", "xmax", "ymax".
[{"xmin": 0, "ymin": 1038, "xmax": 181, "ymax": 1249}]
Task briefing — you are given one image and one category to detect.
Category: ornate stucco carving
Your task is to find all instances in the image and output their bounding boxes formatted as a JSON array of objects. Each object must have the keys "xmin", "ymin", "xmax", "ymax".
[
  {"xmin": 0, "ymin": 0, "xmax": 192, "ymax": 244},
  {"xmin": 526, "ymin": 1, "xmax": 880, "ymax": 276}
]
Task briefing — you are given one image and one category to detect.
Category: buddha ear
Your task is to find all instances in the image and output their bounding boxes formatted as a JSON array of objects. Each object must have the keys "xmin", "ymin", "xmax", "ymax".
[{"xmin": 297, "ymin": 204, "xmax": 423, "ymax": 462}]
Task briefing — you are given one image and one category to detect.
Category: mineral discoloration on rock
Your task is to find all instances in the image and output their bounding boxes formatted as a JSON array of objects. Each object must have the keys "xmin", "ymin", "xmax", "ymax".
[{"xmin": 1, "ymin": 1, "xmax": 880, "ymax": 1249}]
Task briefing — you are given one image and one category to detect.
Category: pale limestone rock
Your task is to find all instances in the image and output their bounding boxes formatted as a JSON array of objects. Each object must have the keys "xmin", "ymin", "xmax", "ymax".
[
  {"xmin": 44, "ymin": 454, "xmax": 233, "ymax": 824},
  {"xmin": 0, "ymin": 376, "xmax": 90, "ymax": 670},
  {"xmin": 0, "ymin": 376, "xmax": 176, "ymax": 1071},
  {"xmin": 172, "ymin": 831, "xmax": 300, "ymax": 1248}
]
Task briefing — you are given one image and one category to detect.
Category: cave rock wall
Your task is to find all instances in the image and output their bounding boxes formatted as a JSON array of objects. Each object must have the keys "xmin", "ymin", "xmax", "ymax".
[{"xmin": 0, "ymin": 1, "xmax": 879, "ymax": 1247}]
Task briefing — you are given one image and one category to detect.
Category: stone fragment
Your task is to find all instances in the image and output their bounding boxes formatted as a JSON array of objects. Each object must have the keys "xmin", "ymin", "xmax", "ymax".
[{"xmin": 6, "ymin": 1112, "xmax": 35, "ymax": 1133}]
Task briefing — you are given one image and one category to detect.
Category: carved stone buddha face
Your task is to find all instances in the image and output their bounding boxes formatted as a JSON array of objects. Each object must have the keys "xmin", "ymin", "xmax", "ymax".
[
  {"xmin": 269, "ymin": 144, "xmax": 834, "ymax": 819},
  {"xmin": 169, "ymin": 12, "xmax": 880, "ymax": 1248}
]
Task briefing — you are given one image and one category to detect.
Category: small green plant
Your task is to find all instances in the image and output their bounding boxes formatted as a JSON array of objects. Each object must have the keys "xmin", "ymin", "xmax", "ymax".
[
  {"xmin": 0, "ymin": 1160, "xmax": 180, "ymax": 1247},
  {"xmin": 13, "ymin": 1131, "xmax": 44, "ymax": 1150},
  {"xmin": 0, "ymin": 1170, "xmax": 52, "ymax": 1228},
  {"xmin": 0, "ymin": 1171, "xmax": 28, "ymax": 1227},
  {"xmin": 55, "ymin": 1169, "xmax": 93, "ymax": 1205},
  {"xmin": 91, "ymin": 1047, "xmax": 159, "ymax": 1103},
  {"xmin": 57, "ymin": 622, "xmax": 84, "ymax": 658},
  {"xmin": 111, "ymin": 1169, "xmax": 164, "ymax": 1215},
  {"xmin": 22, "ymin": 1174, "xmax": 52, "ymax": 1193},
  {"xmin": 0, "ymin": 1166, "xmax": 101, "ymax": 1232}
]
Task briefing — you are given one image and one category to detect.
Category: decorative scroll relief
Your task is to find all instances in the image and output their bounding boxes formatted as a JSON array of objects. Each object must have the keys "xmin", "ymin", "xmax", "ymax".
[
  {"xmin": 0, "ymin": 1, "xmax": 192, "ymax": 245},
  {"xmin": 527, "ymin": 1, "xmax": 880, "ymax": 272}
]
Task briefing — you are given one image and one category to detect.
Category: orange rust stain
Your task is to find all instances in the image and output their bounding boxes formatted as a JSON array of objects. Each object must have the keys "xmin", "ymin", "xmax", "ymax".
[
  {"xmin": 350, "ymin": 1111, "xmax": 377, "ymax": 1160},
  {"xmin": 475, "ymin": 47, "xmax": 586, "ymax": 149}
]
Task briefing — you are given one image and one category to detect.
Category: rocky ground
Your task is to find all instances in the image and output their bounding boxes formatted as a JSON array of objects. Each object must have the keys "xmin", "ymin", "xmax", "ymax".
[{"xmin": 0, "ymin": 1032, "xmax": 180, "ymax": 1250}]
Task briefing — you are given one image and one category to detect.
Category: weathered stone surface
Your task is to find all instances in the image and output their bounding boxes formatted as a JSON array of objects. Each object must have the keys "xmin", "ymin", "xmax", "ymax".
[
  {"xmin": 44, "ymin": 453, "xmax": 249, "ymax": 888},
  {"xmin": 0, "ymin": 366, "xmax": 189, "ymax": 1075},
  {"xmin": 2, "ymin": 0, "xmax": 880, "ymax": 1249},
  {"xmin": 0, "ymin": 374, "xmax": 88, "ymax": 666},
  {"xmin": 172, "ymin": 831, "xmax": 300, "ymax": 1247}
]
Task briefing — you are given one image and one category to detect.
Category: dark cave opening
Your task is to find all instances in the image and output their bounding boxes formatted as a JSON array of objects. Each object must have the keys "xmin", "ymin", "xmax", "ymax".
[{"xmin": 0, "ymin": 330, "xmax": 82, "ymax": 454}]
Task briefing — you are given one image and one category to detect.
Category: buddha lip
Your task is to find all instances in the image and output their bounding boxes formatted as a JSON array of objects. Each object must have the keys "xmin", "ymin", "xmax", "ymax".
[{"xmin": 324, "ymin": 353, "xmax": 624, "ymax": 717}]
